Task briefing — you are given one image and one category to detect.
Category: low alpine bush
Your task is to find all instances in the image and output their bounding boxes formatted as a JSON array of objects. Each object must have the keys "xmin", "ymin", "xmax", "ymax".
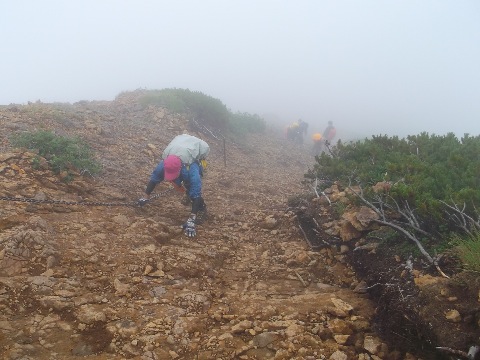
[
  {"xmin": 228, "ymin": 112, "xmax": 266, "ymax": 137},
  {"xmin": 306, "ymin": 132, "xmax": 480, "ymax": 257},
  {"xmin": 136, "ymin": 89, "xmax": 266, "ymax": 138},
  {"xmin": 10, "ymin": 130, "xmax": 101, "ymax": 180},
  {"xmin": 138, "ymin": 88, "xmax": 230, "ymax": 132}
]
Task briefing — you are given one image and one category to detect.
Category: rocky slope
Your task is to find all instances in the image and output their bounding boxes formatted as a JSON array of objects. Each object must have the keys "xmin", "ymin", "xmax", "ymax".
[{"xmin": 0, "ymin": 95, "xmax": 476, "ymax": 360}]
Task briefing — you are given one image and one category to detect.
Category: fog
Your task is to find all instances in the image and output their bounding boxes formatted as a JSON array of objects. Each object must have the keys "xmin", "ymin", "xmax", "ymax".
[{"xmin": 2, "ymin": 1, "xmax": 479, "ymax": 139}]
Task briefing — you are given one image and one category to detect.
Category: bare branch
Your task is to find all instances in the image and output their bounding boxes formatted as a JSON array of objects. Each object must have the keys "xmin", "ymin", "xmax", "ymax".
[
  {"xmin": 372, "ymin": 219, "xmax": 434, "ymax": 263},
  {"xmin": 348, "ymin": 184, "xmax": 449, "ymax": 278},
  {"xmin": 347, "ymin": 185, "xmax": 384, "ymax": 220},
  {"xmin": 435, "ymin": 346, "xmax": 469, "ymax": 359},
  {"xmin": 385, "ymin": 199, "xmax": 432, "ymax": 237},
  {"xmin": 441, "ymin": 199, "xmax": 480, "ymax": 236},
  {"xmin": 321, "ymin": 191, "xmax": 331, "ymax": 205},
  {"xmin": 436, "ymin": 345, "xmax": 480, "ymax": 360},
  {"xmin": 299, "ymin": 223, "xmax": 330, "ymax": 247},
  {"xmin": 294, "ymin": 270, "xmax": 308, "ymax": 287},
  {"xmin": 310, "ymin": 177, "xmax": 332, "ymax": 205},
  {"xmin": 312, "ymin": 178, "xmax": 320, "ymax": 198}
]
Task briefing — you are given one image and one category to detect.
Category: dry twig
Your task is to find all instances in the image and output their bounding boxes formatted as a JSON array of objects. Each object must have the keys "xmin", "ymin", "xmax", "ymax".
[
  {"xmin": 347, "ymin": 183, "xmax": 449, "ymax": 278},
  {"xmin": 294, "ymin": 270, "xmax": 308, "ymax": 287},
  {"xmin": 436, "ymin": 345, "xmax": 480, "ymax": 359}
]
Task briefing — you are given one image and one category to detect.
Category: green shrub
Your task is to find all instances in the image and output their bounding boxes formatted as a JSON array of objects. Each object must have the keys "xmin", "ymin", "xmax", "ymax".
[
  {"xmin": 136, "ymin": 89, "xmax": 266, "ymax": 138},
  {"xmin": 138, "ymin": 88, "xmax": 230, "ymax": 131},
  {"xmin": 306, "ymin": 132, "xmax": 480, "ymax": 235},
  {"xmin": 138, "ymin": 90, "xmax": 187, "ymax": 113},
  {"xmin": 10, "ymin": 130, "xmax": 101, "ymax": 180},
  {"xmin": 227, "ymin": 112, "xmax": 266, "ymax": 137}
]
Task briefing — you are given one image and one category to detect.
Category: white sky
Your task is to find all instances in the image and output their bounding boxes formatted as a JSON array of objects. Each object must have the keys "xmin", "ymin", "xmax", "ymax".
[{"xmin": 1, "ymin": 0, "xmax": 479, "ymax": 139}]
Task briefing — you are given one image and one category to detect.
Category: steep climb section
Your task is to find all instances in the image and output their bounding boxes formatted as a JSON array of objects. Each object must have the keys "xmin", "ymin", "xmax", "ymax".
[{"xmin": 0, "ymin": 100, "xmax": 426, "ymax": 359}]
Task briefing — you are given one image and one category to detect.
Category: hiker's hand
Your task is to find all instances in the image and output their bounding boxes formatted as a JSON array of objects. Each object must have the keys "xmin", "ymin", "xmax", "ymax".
[
  {"xmin": 183, "ymin": 218, "xmax": 196, "ymax": 237},
  {"xmin": 137, "ymin": 198, "xmax": 149, "ymax": 207}
]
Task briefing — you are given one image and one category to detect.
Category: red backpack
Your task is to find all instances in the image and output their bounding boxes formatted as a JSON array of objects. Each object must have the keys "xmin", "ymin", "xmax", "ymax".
[{"xmin": 326, "ymin": 127, "xmax": 336, "ymax": 141}]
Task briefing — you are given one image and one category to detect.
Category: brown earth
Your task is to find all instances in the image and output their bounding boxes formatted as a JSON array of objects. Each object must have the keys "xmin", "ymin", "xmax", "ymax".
[{"xmin": 0, "ymin": 93, "xmax": 478, "ymax": 360}]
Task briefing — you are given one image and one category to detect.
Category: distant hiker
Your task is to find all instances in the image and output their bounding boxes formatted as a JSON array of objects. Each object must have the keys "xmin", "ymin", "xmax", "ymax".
[
  {"xmin": 138, "ymin": 134, "xmax": 210, "ymax": 238},
  {"xmin": 286, "ymin": 119, "xmax": 308, "ymax": 144},
  {"xmin": 313, "ymin": 121, "xmax": 336, "ymax": 154},
  {"xmin": 312, "ymin": 132, "xmax": 323, "ymax": 156},
  {"xmin": 323, "ymin": 121, "xmax": 336, "ymax": 144},
  {"xmin": 286, "ymin": 122, "xmax": 299, "ymax": 142},
  {"xmin": 297, "ymin": 119, "xmax": 308, "ymax": 144}
]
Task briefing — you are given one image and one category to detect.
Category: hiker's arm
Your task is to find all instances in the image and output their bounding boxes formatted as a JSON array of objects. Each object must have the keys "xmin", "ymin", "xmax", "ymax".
[{"xmin": 145, "ymin": 161, "xmax": 166, "ymax": 195}]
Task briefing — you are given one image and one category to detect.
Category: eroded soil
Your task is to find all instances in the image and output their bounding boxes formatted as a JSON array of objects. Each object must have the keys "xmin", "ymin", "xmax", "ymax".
[{"xmin": 0, "ymin": 96, "xmax": 477, "ymax": 359}]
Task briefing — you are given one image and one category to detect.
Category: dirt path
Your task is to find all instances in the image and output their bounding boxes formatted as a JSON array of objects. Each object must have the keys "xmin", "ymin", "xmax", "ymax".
[{"xmin": 0, "ymin": 101, "xmax": 415, "ymax": 359}]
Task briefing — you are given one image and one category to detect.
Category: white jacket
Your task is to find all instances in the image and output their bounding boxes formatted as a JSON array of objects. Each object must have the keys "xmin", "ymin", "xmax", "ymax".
[{"xmin": 162, "ymin": 134, "xmax": 210, "ymax": 165}]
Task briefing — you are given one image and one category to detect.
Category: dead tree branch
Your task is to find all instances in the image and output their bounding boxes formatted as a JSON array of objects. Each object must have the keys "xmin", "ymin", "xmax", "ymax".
[
  {"xmin": 312, "ymin": 178, "xmax": 320, "ymax": 198},
  {"xmin": 310, "ymin": 177, "xmax": 332, "ymax": 205},
  {"xmin": 348, "ymin": 184, "xmax": 449, "ymax": 278},
  {"xmin": 436, "ymin": 345, "xmax": 480, "ymax": 359},
  {"xmin": 321, "ymin": 191, "xmax": 331, "ymax": 205},
  {"xmin": 376, "ymin": 195, "xmax": 432, "ymax": 238},
  {"xmin": 372, "ymin": 218, "xmax": 434, "ymax": 264},
  {"xmin": 299, "ymin": 223, "xmax": 330, "ymax": 246},
  {"xmin": 441, "ymin": 199, "xmax": 480, "ymax": 237},
  {"xmin": 294, "ymin": 270, "xmax": 308, "ymax": 287}
]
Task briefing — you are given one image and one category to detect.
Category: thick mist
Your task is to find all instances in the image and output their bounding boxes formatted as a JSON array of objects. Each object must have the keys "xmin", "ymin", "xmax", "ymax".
[{"xmin": 1, "ymin": 0, "xmax": 479, "ymax": 139}]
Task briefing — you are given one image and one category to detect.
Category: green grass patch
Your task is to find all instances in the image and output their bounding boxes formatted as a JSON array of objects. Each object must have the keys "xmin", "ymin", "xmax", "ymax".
[
  {"xmin": 10, "ymin": 130, "xmax": 101, "ymax": 181},
  {"xmin": 450, "ymin": 232, "xmax": 480, "ymax": 272}
]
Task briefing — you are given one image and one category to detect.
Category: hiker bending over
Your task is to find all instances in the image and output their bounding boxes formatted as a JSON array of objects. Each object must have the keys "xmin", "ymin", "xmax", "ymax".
[
  {"xmin": 286, "ymin": 119, "xmax": 308, "ymax": 144},
  {"xmin": 138, "ymin": 134, "xmax": 210, "ymax": 238},
  {"xmin": 286, "ymin": 122, "xmax": 299, "ymax": 142}
]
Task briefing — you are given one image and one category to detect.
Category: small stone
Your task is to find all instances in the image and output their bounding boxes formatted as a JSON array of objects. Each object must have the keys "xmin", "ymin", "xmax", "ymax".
[
  {"xmin": 168, "ymin": 350, "xmax": 179, "ymax": 359},
  {"xmin": 143, "ymin": 265, "xmax": 153, "ymax": 275},
  {"xmin": 364, "ymin": 335, "xmax": 382, "ymax": 354},
  {"xmin": 445, "ymin": 309, "xmax": 461, "ymax": 323},
  {"xmin": 263, "ymin": 216, "xmax": 277, "ymax": 229},
  {"xmin": 329, "ymin": 350, "xmax": 348, "ymax": 360},
  {"xmin": 334, "ymin": 334, "xmax": 350, "ymax": 344}
]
